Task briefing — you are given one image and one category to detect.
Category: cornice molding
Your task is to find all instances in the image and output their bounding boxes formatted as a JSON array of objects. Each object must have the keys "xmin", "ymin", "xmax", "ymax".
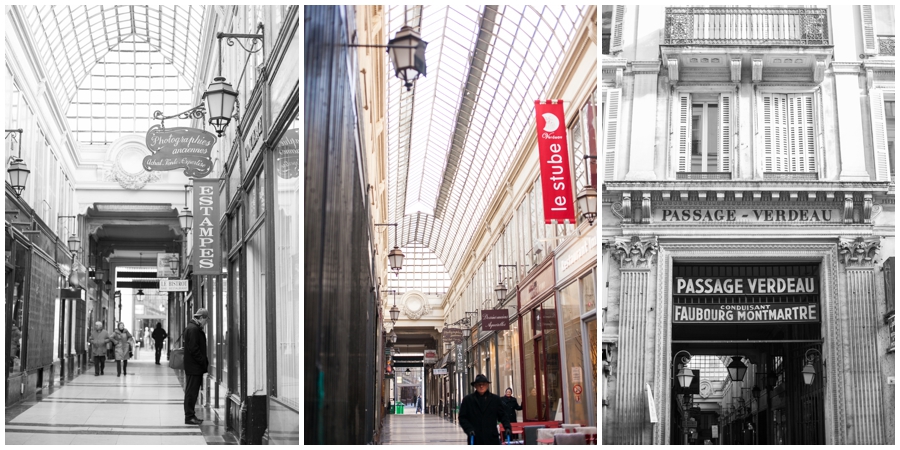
[
  {"xmin": 830, "ymin": 61, "xmax": 863, "ymax": 74},
  {"xmin": 630, "ymin": 60, "xmax": 662, "ymax": 74}
]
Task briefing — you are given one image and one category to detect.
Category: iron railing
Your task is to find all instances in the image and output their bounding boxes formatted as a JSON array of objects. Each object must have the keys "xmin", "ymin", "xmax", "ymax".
[{"xmin": 664, "ymin": 7, "xmax": 830, "ymax": 46}]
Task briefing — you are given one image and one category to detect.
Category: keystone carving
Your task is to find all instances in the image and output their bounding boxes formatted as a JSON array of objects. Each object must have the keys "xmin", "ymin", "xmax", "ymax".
[
  {"xmin": 613, "ymin": 235, "xmax": 658, "ymax": 268},
  {"xmin": 838, "ymin": 236, "xmax": 880, "ymax": 267}
]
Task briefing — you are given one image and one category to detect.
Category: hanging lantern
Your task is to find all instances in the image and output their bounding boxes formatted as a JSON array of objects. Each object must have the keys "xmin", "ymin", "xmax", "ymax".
[
  {"xmin": 202, "ymin": 77, "xmax": 238, "ymax": 137},
  {"xmin": 387, "ymin": 26, "xmax": 428, "ymax": 91},
  {"xmin": 727, "ymin": 356, "xmax": 747, "ymax": 382}
]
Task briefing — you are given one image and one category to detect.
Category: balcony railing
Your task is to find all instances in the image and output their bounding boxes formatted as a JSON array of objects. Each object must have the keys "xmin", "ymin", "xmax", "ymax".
[{"xmin": 664, "ymin": 7, "xmax": 830, "ymax": 46}]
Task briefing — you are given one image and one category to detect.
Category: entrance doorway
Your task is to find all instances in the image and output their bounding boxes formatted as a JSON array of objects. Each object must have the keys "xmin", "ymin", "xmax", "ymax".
[{"xmin": 669, "ymin": 263, "xmax": 825, "ymax": 445}]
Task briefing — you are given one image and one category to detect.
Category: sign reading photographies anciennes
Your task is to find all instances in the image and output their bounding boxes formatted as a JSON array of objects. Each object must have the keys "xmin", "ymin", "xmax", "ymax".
[
  {"xmin": 654, "ymin": 208, "xmax": 842, "ymax": 223},
  {"xmin": 673, "ymin": 303, "xmax": 820, "ymax": 323},
  {"xmin": 674, "ymin": 276, "xmax": 818, "ymax": 295},
  {"xmin": 481, "ymin": 309, "xmax": 510, "ymax": 331},
  {"xmin": 442, "ymin": 327, "xmax": 463, "ymax": 344},
  {"xmin": 192, "ymin": 179, "xmax": 221, "ymax": 275},
  {"xmin": 534, "ymin": 100, "xmax": 575, "ymax": 223},
  {"xmin": 143, "ymin": 125, "xmax": 216, "ymax": 178}
]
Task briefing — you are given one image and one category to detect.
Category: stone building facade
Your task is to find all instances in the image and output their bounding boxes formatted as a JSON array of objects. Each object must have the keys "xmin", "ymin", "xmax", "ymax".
[{"xmin": 601, "ymin": 5, "xmax": 894, "ymax": 445}]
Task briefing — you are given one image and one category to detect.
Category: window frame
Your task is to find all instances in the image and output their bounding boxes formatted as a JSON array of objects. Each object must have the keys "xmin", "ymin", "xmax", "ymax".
[
  {"xmin": 669, "ymin": 84, "xmax": 738, "ymax": 178},
  {"xmin": 754, "ymin": 85, "xmax": 824, "ymax": 179}
]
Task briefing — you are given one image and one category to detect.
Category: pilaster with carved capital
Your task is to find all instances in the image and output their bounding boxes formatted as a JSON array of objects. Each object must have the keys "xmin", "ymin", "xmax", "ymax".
[
  {"xmin": 614, "ymin": 235, "xmax": 659, "ymax": 269},
  {"xmin": 838, "ymin": 236, "xmax": 881, "ymax": 267}
]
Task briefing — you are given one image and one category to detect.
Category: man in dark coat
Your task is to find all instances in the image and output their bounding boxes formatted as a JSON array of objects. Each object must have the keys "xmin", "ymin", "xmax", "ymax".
[
  {"xmin": 458, "ymin": 374, "xmax": 512, "ymax": 445},
  {"xmin": 183, "ymin": 308, "xmax": 209, "ymax": 425},
  {"xmin": 151, "ymin": 322, "xmax": 168, "ymax": 365}
]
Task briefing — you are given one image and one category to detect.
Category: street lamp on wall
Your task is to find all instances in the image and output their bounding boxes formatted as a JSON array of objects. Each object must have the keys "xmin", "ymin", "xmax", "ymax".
[
  {"xmin": 5, "ymin": 129, "xmax": 28, "ymax": 198},
  {"xmin": 495, "ymin": 264, "xmax": 518, "ymax": 303},
  {"xmin": 727, "ymin": 356, "xmax": 747, "ymax": 382},
  {"xmin": 576, "ymin": 154, "xmax": 598, "ymax": 225},
  {"xmin": 207, "ymin": 23, "xmax": 265, "ymax": 137},
  {"xmin": 375, "ymin": 223, "xmax": 405, "ymax": 275},
  {"xmin": 802, "ymin": 348, "xmax": 824, "ymax": 385},
  {"xmin": 387, "ymin": 26, "xmax": 428, "ymax": 91},
  {"xmin": 672, "ymin": 350, "xmax": 694, "ymax": 388}
]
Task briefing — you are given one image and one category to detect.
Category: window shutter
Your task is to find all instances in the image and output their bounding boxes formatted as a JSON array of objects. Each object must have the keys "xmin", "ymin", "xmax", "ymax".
[
  {"xmin": 602, "ymin": 88, "xmax": 622, "ymax": 182},
  {"xmin": 787, "ymin": 94, "xmax": 816, "ymax": 173},
  {"xmin": 870, "ymin": 89, "xmax": 890, "ymax": 181},
  {"xmin": 860, "ymin": 5, "xmax": 877, "ymax": 55},
  {"xmin": 718, "ymin": 92, "xmax": 733, "ymax": 173},
  {"xmin": 761, "ymin": 93, "xmax": 789, "ymax": 173},
  {"xmin": 672, "ymin": 92, "xmax": 691, "ymax": 173},
  {"xmin": 610, "ymin": 6, "xmax": 626, "ymax": 53}
]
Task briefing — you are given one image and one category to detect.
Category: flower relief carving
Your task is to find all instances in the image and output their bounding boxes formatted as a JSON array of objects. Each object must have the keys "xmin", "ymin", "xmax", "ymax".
[
  {"xmin": 99, "ymin": 140, "xmax": 161, "ymax": 190},
  {"xmin": 838, "ymin": 237, "xmax": 880, "ymax": 267},
  {"xmin": 614, "ymin": 235, "xmax": 659, "ymax": 268},
  {"xmin": 401, "ymin": 292, "xmax": 433, "ymax": 320}
]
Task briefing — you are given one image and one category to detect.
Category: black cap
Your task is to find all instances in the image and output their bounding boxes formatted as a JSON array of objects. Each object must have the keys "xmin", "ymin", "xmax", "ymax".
[{"xmin": 471, "ymin": 374, "xmax": 491, "ymax": 386}]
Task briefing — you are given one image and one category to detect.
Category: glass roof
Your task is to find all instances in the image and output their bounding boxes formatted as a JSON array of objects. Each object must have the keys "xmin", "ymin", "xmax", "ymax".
[
  {"xmin": 25, "ymin": 6, "xmax": 204, "ymax": 113},
  {"xmin": 386, "ymin": 5, "xmax": 586, "ymax": 278},
  {"xmin": 387, "ymin": 243, "xmax": 452, "ymax": 296}
]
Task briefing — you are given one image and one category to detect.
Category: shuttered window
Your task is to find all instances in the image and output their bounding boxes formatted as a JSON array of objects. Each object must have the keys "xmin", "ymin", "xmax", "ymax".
[
  {"xmin": 609, "ymin": 6, "xmax": 625, "ymax": 53},
  {"xmin": 869, "ymin": 89, "xmax": 891, "ymax": 181},
  {"xmin": 860, "ymin": 5, "xmax": 878, "ymax": 55},
  {"xmin": 602, "ymin": 88, "xmax": 621, "ymax": 182},
  {"xmin": 761, "ymin": 93, "xmax": 817, "ymax": 174},
  {"xmin": 672, "ymin": 91, "xmax": 734, "ymax": 174}
]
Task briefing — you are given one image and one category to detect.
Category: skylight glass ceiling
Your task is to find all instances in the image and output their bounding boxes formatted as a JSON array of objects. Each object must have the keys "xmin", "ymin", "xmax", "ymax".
[
  {"xmin": 25, "ymin": 6, "xmax": 204, "ymax": 113},
  {"xmin": 387, "ymin": 243, "xmax": 452, "ymax": 296},
  {"xmin": 386, "ymin": 5, "xmax": 586, "ymax": 277}
]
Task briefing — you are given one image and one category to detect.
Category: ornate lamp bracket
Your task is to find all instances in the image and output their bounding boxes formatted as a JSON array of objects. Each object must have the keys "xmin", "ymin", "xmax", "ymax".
[{"xmin": 152, "ymin": 104, "xmax": 206, "ymax": 129}]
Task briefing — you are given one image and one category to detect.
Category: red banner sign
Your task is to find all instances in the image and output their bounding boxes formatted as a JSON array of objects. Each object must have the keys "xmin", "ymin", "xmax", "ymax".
[
  {"xmin": 192, "ymin": 178, "xmax": 221, "ymax": 275},
  {"xmin": 535, "ymin": 100, "xmax": 575, "ymax": 223}
]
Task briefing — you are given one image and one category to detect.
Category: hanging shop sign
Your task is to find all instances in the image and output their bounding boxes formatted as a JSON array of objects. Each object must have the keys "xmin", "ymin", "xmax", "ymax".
[
  {"xmin": 520, "ymin": 261, "xmax": 556, "ymax": 310},
  {"xmin": 423, "ymin": 349, "xmax": 438, "ymax": 364},
  {"xmin": 534, "ymin": 100, "xmax": 575, "ymax": 223},
  {"xmin": 654, "ymin": 208, "xmax": 841, "ymax": 223},
  {"xmin": 442, "ymin": 327, "xmax": 463, "ymax": 344},
  {"xmin": 674, "ymin": 276, "xmax": 817, "ymax": 295},
  {"xmin": 433, "ymin": 368, "xmax": 448, "ymax": 375},
  {"xmin": 673, "ymin": 303, "xmax": 820, "ymax": 323},
  {"xmin": 143, "ymin": 125, "xmax": 216, "ymax": 178},
  {"xmin": 481, "ymin": 309, "xmax": 510, "ymax": 331},
  {"xmin": 275, "ymin": 128, "xmax": 300, "ymax": 179},
  {"xmin": 159, "ymin": 279, "xmax": 189, "ymax": 292},
  {"xmin": 192, "ymin": 178, "xmax": 221, "ymax": 275},
  {"xmin": 156, "ymin": 253, "xmax": 179, "ymax": 278}
]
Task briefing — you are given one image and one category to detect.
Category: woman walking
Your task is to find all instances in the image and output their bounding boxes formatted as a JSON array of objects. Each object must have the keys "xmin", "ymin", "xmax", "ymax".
[{"xmin": 111, "ymin": 322, "xmax": 135, "ymax": 376}]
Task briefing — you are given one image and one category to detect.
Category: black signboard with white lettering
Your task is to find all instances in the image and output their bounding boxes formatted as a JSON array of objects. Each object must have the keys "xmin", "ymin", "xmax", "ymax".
[
  {"xmin": 674, "ymin": 276, "xmax": 818, "ymax": 296},
  {"xmin": 481, "ymin": 309, "xmax": 510, "ymax": 331},
  {"xmin": 673, "ymin": 303, "xmax": 820, "ymax": 323}
]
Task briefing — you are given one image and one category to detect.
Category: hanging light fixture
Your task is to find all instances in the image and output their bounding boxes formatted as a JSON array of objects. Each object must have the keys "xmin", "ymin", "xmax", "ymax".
[
  {"xmin": 576, "ymin": 186, "xmax": 597, "ymax": 225},
  {"xmin": 5, "ymin": 129, "xmax": 28, "ymax": 198},
  {"xmin": 202, "ymin": 77, "xmax": 238, "ymax": 137},
  {"xmin": 387, "ymin": 25, "xmax": 428, "ymax": 91},
  {"xmin": 135, "ymin": 252, "xmax": 145, "ymax": 302},
  {"xmin": 727, "ymin": 356, "xmax": 747, "ymax": 382},
  {"xmin": 494, "ymin": 281, "xmax": 507, "ymax": 302},
  {"xmin": 389, "ymin": 290, "xmax": 400, "ymax": 323},
  {"xmin": 672, "ymin": 350, "xmax": 694, "ymax": 388},
  {"xmin": 802, "ymin": 348, "xmax": 823, "ymax": 385}
]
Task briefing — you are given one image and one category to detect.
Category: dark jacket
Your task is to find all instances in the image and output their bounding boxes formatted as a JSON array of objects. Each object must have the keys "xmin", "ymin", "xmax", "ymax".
[
  {"xmin": 458, "ymin": 390, "xmax": 512, "ymax": 445},
  {"xmin": 183, "ymin": 319, "xmax": 208, "ymax": 375},
  {"xmin": 151, "ymin": 326, "xmax": 168, "ymax": 345},
  {"xmin": 500, "ymin": 395, "xmax": 522, "ymax": 425}
]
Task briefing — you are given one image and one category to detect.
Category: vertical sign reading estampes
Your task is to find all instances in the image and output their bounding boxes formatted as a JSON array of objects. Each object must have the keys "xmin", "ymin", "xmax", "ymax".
[
  {"xmin": 192, "ymin": 178, "xmax": 221, "ymax": 275},
  {"xmin": 535, "ymin": 100, "xmax": 575, "ymax": 223}
]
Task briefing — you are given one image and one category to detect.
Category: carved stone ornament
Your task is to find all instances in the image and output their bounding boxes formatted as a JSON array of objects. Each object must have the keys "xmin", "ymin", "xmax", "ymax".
[
  {"xmin": 401, "ymin": 292, "xmax": 433, "ymax": 320},
  {"xmin": 838, "ymin": 236, "xmax": 880, "ymax": 267},
  {"xmin": 100, "ymin": 143, "xmax": 161, "ymax": 190},
  {"xmin": 613, "ymin": 235, "xmax": 658, "ymax": 268}
]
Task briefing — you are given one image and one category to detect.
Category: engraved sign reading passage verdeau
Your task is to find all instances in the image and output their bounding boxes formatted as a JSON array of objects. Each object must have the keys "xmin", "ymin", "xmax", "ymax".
[
  {"xmin": 655, "ymin": 208, "xmax": 841, "ymax": 223},
  {"xmin": 143, "ymin": 125, "xmax": 216, "ymax": 178}
]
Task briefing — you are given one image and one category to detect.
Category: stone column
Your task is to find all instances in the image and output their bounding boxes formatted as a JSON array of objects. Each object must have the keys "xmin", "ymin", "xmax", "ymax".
[
  {"xmin": 611, "ymin": 236, "xmax": 658, "ymax": 444},
  {"xmin": 832, "ymin": 63, "xmax": 871, "ymax": 180},
  {"xmin": 625, "ymin": 61, "xmax": 661, "ymax": 180},
  {"xmin": 839, "ymin": 237, "xmax": 886, "ymax": 444}
]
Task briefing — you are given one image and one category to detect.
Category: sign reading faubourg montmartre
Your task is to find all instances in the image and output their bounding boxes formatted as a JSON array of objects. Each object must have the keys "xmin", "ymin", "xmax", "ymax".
[{"xmin": 654, "ymin": 207, "xmax": 841, "ymax": 223}]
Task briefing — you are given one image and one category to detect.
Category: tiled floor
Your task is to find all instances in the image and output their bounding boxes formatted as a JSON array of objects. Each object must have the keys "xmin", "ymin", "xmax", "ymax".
[
  {"xmin": 379, "ymin": 413, "xmax": 467, "ymax": 445},
  {"xmin": 5, "ymin": 358, "xmax": 237, "ymax": 445}
]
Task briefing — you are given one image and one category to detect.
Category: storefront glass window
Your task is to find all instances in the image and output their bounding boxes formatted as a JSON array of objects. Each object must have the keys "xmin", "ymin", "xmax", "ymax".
[
  {"xmin": 561, "ymin": 281, "xmax": 589, "ymax": 425},
  {"xmin": 582, "ymin": 271, "xmax": 596, "ymax": 312},
  {"xmin": 273, "ymin": 124, "xmax": 299, "ymax": 410},
  {"xmin": 8, "ymin": 242, "xmax": 29, "ymax": 373},
  {"xmin": 542, "ymin": 297, "xmax": 562, "ymax": 422},
  {"xmin": 247, "ymin": 228, "xmax": 266, "ymax": 392},
  {"xmin": 229, "ymin": 256, "xmax": 241, "ymax": 395},
  {"xmin": 586, "ymin": 318, "xmax": 597, "ymax": 425},
  {"xmin": 522, "ymin": 311, "xmax": 537, "ymax": 420},
  {"xmin": 498, "ymin": 322, "xmax": 523, "ymax": 421}
]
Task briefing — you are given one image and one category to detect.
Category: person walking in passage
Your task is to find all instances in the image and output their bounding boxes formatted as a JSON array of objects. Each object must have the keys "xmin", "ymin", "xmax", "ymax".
[
  {"xmin": 416, "ymin": 395, "xmax": 423, "ymax": 414},
  {"xmin": 111, "ymin": 322, "xmax": 134, "ymax": 376},
  {"xmin": 87, "ymin": 321, "xmax": 112, "ymax": 376},
  {"xmin": 151, "ymin": 322, "xmax": 168, "ymax": 365},
  {"xmin": 458, "ymin": 374, "xmax": 512, "ymax": 445},
  {"xmin": 500, "ymin": 387, "xmax": 523, "ymax": 425},
  {"xmin": 184, "ymin": 308, "xmax": 209, "ymax": 425}
]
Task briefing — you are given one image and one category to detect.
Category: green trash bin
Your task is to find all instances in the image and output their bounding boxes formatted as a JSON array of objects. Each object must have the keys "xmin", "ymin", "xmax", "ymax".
[{"xmin": 398, "ymin": 402, "xmax": 405, "ymax": 414}]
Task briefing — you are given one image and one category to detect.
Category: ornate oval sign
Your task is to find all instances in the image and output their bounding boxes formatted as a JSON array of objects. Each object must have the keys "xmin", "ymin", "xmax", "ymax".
[{"xmin": 143, "ymin": 125, "xmax": 216, "ymax": 178}]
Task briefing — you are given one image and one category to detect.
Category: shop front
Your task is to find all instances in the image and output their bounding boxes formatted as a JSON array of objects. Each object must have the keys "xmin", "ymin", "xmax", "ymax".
[
  {"xmin": 517, "ymin": 256, "xmax": 563, "ymax": 422},
  {"xmin": 601, "ymin": 185, "xmax": 894, "ymax": 445},
  {"xmin": 554, "ymin": 225, "xmax": 598, "ymax": 426}
]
